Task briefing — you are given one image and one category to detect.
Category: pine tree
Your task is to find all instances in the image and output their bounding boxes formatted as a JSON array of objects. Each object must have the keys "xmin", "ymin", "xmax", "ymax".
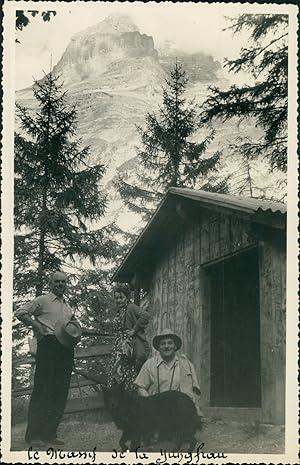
[
  {"xmin": 115, "ymin": 169, "xmax": 163, "ymax": 222},
  {"xmin": 14, "ymin": 73, "xmax": 113, "ymax": 298},
  {"xmin": 137, "ymin": 62, "xmax": 226, "ymax": 188},
  {"xmin": 200, "ymin": 14, "xmax": 288, "ymax": 172},
  {"xmin": 115, "ymin": 62, "xmax": 228, "ymax": 219}
]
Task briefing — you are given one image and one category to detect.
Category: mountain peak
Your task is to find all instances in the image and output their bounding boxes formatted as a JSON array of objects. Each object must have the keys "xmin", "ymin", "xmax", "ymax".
[
  {"xmin": 102, "ymin": 13, "xmax": 139, "ymax": 33},
  {"xmin": 75, "ymin": 12, "xmax": 139, "ymax": 38}
]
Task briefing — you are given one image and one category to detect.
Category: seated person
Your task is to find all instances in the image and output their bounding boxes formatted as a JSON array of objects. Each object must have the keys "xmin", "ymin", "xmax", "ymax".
[{"xmin": 134, "ymin": 328, "xmax": 202, "ymax": 416}]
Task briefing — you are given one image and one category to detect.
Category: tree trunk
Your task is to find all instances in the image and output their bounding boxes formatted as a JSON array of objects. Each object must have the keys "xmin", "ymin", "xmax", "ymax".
[
  {"xmin": 246, "ymin": 159, "xmax": 253, "ymax": 198},
  {"xmin": 36, "ymin": 78, "xmax": 52, "ymax": 296},
  {"xmin": 36, "ymin": 185, "xmax": 47, "ymax": 297}
]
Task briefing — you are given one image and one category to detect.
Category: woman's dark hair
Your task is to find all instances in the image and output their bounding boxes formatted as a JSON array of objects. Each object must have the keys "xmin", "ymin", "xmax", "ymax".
[{"xmin": 113, "ymin": 283, "xmax": 131, "ymax": 300}]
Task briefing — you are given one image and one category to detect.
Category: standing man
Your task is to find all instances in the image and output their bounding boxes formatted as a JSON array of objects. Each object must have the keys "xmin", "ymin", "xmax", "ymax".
[
  {"xmin": 15, "ymin": 271, "xmax": 79, "ymax": 447},
  {"xmin": 135, "ymin": 328, "xmax": 202, "ymax": 416}
]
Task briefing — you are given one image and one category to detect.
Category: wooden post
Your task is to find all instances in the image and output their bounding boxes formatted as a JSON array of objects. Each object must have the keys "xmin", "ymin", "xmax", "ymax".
[
  {"xmin": 259, "ymin": 238, "xmax": 286, "ymax": 424},
  {"xmin": 131, "ymin": 273, "xmax": 140, "ymax": 305}
]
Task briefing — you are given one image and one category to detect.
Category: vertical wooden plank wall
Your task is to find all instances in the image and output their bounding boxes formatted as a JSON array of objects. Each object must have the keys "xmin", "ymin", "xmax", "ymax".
[
  {"xmin": 146, "ymin": 206, "xmax": 285, "ymax": 424},
  {"xmin": 174, "ymin": 229, "xmax": 185, "ymax": 339},
  {"xmin": 183, "ymin": 224, "xmax": 194, "ymax": 359},
  {"xmin": 259, "ymin": 242, "xmax": 273, "ymax": 422},
  {"xmin": 260, "ymin": 237, "xmax": 286, "ymax": 424},
  {"xmin": 198, "ymin": 214, "xmax": 211, "ymax": 407},
  {"xmin": 147, "ymin": 221, "xmax": 201, "ymax": 362},
  {"xmin": 149, "ymin": 256, "xmax": 162, "ymax": 341},
  {"xmin": 192, "ymin": 218, "xmax": 202, "ymax": 381},
  {"xmin": 272, "ymin": 238, "xmax": 286, "ymax": 425},
  {"xmin": 148, "ymin": 210, "xmax": 257, "ymax": 397},
  {"xmin": 209, "ymin": 213, "xmax": 220, "ymax": 260},
  {"xmin": 161, "ymin": 242, "xmax": 169, "ymax": 330},
  {"xmin": 168, "ymin": 235, "xmax": 176, "ymax": 331}
]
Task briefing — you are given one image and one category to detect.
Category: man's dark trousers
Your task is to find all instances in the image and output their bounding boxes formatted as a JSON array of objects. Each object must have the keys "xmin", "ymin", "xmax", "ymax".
[{"xmin": 25, "ymin": 335, "xmax": 74, "ymax": 443}]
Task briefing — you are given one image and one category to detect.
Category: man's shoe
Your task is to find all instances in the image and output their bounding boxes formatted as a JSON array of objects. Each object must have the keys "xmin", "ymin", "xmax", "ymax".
[
  {"xmin": 27, "ymin": 439, "xmax": 47, "ymax": 448},
  {"xmin": 47, "ymin": 438, "xmax": 65, "ymax": 445}
]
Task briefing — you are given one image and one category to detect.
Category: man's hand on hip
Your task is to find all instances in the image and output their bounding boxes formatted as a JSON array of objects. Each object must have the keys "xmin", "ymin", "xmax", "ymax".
[{"xmin": 32, "ymin": 320, "xmax": 49, "ymax": 336}]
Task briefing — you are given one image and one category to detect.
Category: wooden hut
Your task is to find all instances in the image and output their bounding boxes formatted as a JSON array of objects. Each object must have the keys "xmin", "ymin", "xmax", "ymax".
[{"xmin": 113, "ymin": 188, "xmax": 286, "ymax": 425}]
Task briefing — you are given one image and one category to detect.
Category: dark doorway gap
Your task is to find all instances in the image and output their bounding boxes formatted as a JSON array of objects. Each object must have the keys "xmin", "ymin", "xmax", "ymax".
[{"xmin": 209, "ymin": 247, "xmax": 261, "ymax": 407}]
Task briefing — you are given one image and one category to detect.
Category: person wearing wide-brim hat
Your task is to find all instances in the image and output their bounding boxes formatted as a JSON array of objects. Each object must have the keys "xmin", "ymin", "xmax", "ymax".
[
  {"xmin": 135, "ymin": 328, "xmax": 202, "ymax": 415},
  {"xmin": 152, "ymin": 328, "xmax": 182, "ymax": 352}
]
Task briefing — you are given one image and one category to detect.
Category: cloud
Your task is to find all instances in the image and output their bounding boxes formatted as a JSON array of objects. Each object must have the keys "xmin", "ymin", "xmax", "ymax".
[{"xmin": 14, "ymin": 3, "xmax": 258, "ymax": 89}]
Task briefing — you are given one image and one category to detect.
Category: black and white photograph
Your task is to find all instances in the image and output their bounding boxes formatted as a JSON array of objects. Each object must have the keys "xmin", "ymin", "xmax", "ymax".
[{"xmin": 1, "ymin": 1, "xmax": 298, "ymax": 463}]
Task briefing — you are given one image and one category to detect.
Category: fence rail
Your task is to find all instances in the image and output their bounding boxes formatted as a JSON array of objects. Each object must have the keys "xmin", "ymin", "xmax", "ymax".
[
  {"xmin": 13, "ymin": 376, "xmax": 107, "ymax": 398},
  {"xmin": 65, "ymin": 395, "xmax": 104, "ymax": 413},
  {"xmin": 12, "ymin": 343, "xmax": 112, "ymax": 413},
  {"xmin": 13, "ymin": 343, "xmax": 113, "ymax": 366}
]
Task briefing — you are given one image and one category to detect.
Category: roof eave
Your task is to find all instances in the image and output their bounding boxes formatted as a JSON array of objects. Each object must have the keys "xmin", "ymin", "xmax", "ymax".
[
  {"xmin": 111, "ymin": 191, "xmax": 171, "ymax": 282},
  {"xmin": 112, "ymin": 189, "xmax": 286, "ymax": 283}
]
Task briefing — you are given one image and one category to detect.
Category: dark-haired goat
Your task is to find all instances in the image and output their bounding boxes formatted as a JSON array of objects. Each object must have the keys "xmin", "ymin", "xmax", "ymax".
[{"xmin": 103, "ymin": 385, "xmax": 200, "ymax": 451}]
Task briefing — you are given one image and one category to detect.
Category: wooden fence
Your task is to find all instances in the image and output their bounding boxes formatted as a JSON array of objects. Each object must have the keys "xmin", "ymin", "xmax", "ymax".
[{"xmin": 12, "ymin": 339, "xmax": 113, "ymax": 414}]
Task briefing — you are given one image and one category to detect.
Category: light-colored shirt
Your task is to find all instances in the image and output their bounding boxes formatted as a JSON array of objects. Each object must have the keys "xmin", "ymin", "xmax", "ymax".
[
  {"xmin": 15, "ymin": 292, "xmax": 73, "ymax": 339},
  {"xmin": 135, "ymin": 354, "xmax": 180, "ymax": 394},
  {"xmin": 135, "ymin": 353, "xmax": 202, "ymax": 415}
]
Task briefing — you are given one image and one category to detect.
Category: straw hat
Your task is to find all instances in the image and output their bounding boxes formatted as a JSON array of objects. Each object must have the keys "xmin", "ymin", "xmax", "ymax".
[
  {"xmin": 152, "ymin": 328, "xmax": 182, "ymax": 351},
  {"xmin": 54, "ymin": 318, "xmax": 82, "ymax": 348}
]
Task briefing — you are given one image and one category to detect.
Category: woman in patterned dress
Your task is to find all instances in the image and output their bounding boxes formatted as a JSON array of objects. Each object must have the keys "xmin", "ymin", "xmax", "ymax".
[{"xmin": 107, "ymin": 284, "xmax": 150, "ymax": 392}]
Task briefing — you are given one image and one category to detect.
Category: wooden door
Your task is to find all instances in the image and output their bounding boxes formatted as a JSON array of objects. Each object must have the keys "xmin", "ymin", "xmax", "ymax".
[{"xmin": 209, "ymin": 247, "xmax": 261, "ymax": 407}]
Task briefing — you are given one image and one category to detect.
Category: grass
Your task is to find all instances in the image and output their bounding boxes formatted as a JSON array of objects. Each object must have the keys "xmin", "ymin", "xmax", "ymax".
[{"xmin": 11, "ymin": 413, "xmax": 285, "ymax": 454}]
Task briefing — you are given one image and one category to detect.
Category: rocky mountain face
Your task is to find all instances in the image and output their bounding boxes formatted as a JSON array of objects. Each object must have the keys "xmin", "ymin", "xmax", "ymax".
[
  {"xmin": 158, "ymin": 41, "xmax": 221, "ymax": 83},
  {"xmin": 16, "ymin": 13, "xmax": 285, "ymax": 230},
  {"xmin": 53, "ymin": 14, "xmax": 159, "ymax": 87}
]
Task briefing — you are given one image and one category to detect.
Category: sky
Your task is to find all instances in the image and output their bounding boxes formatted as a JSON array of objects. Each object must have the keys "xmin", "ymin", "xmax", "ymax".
[{"xmin": 12, "ymin": 1, "xmax": 279, "ymax": 90}]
